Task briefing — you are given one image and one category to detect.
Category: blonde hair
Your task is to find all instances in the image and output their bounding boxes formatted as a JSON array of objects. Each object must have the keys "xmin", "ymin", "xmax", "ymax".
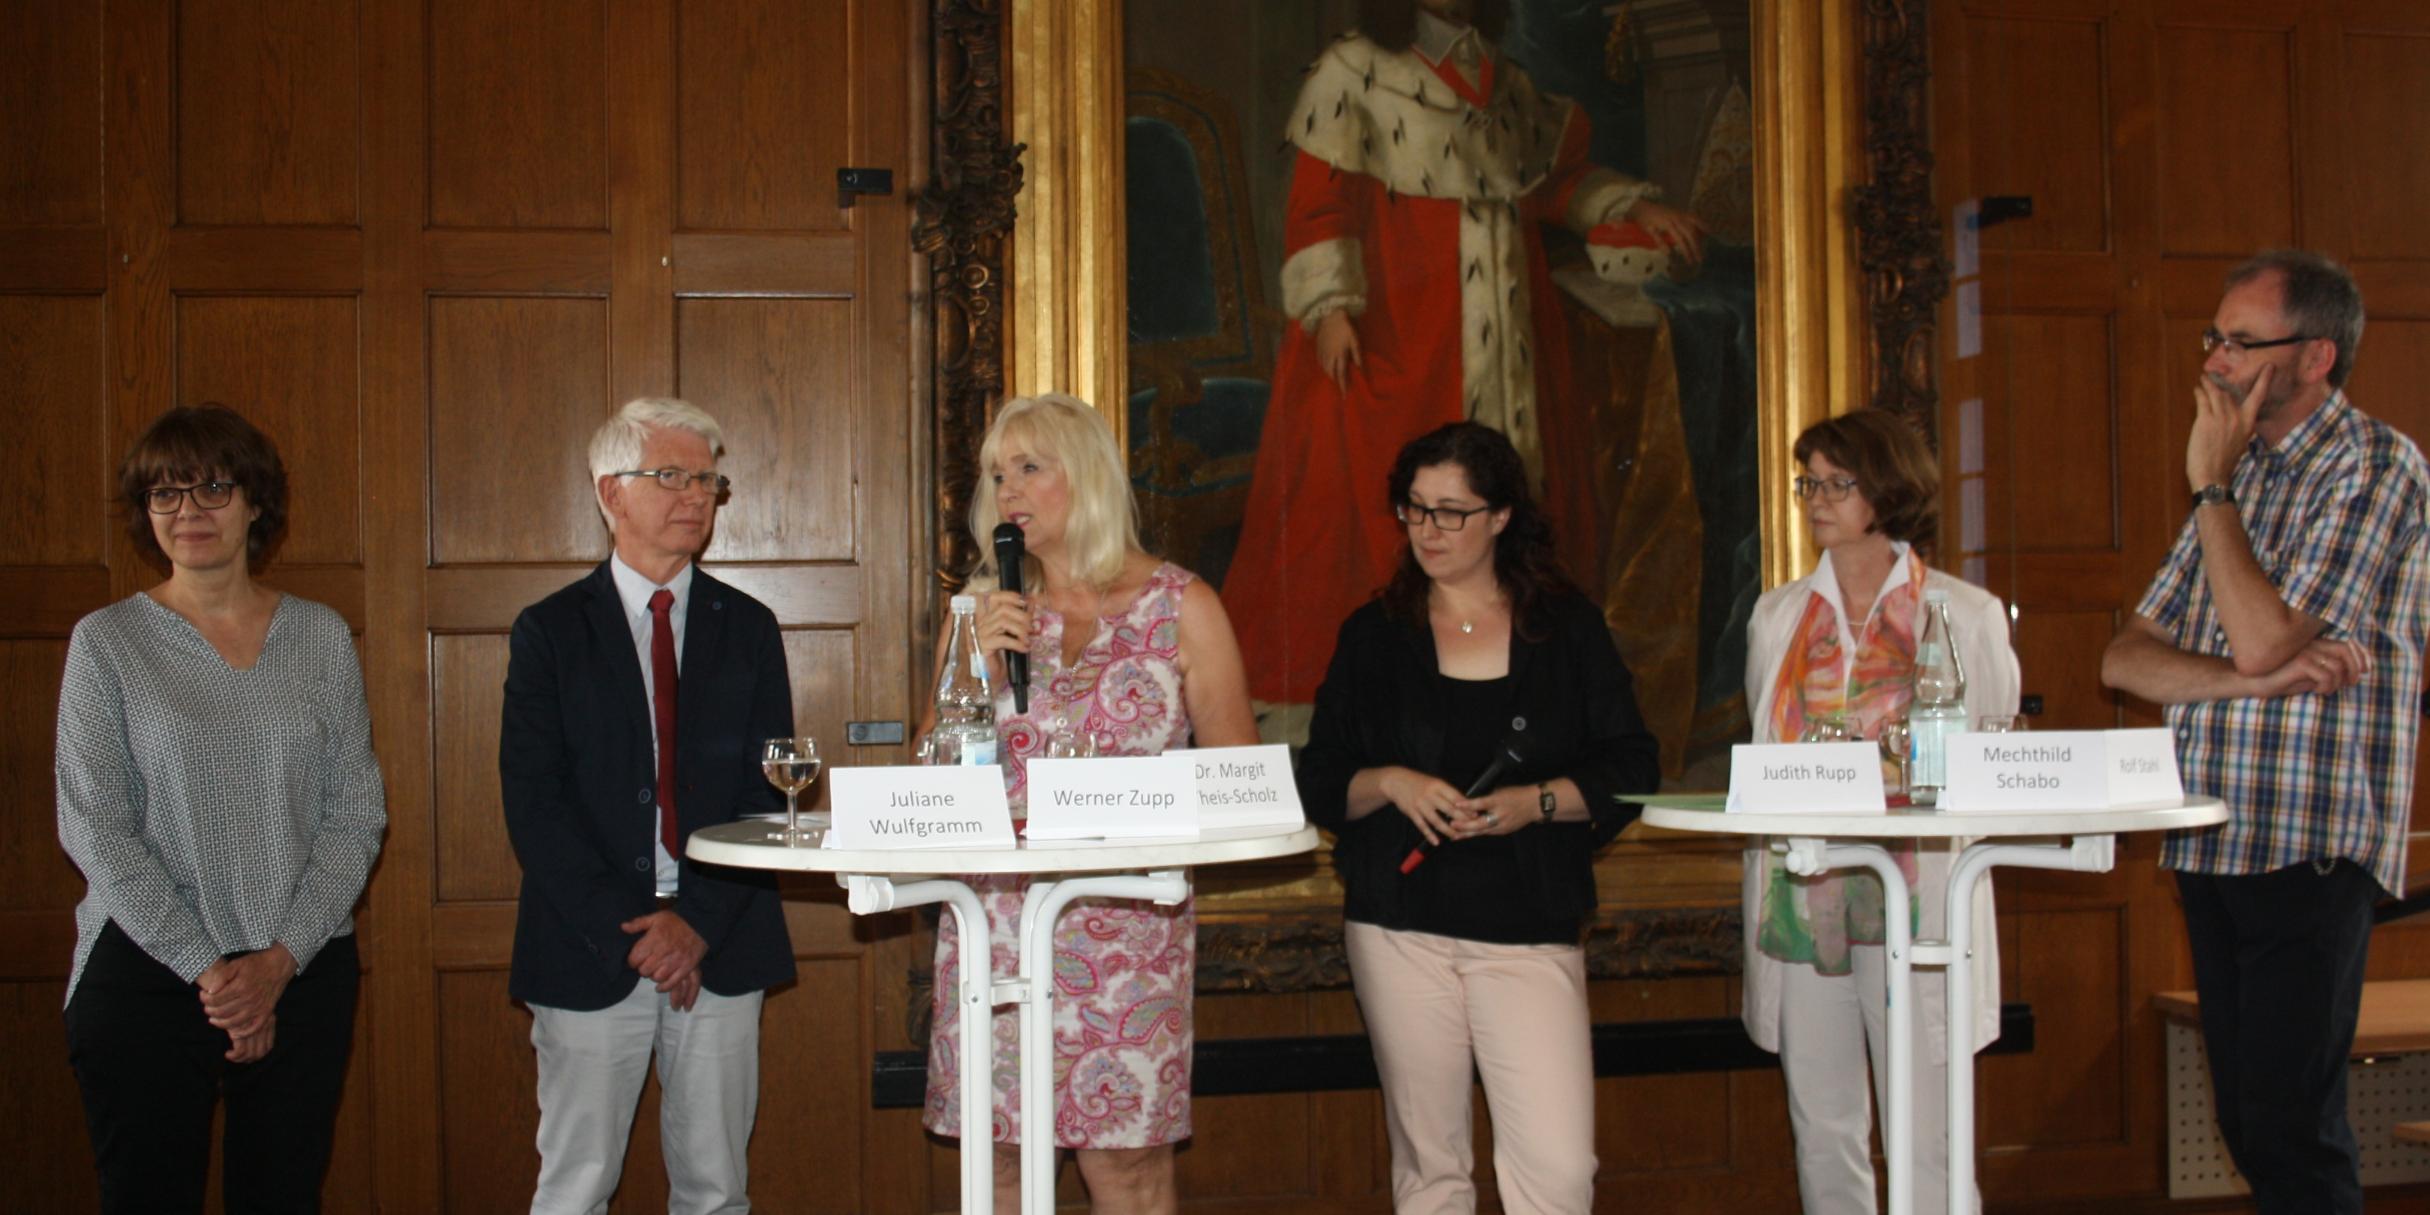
[
  {"xmin": 969, "ymin": 393, "xmax": 1141, "ymax": 589},
  {"xmin": 587, "ymin": 397, "xmax": 727, "ymax": 530}
]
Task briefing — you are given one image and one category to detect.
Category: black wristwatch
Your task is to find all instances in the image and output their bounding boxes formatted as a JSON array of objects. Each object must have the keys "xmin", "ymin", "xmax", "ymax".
[
  {"xmin": 2191, "ymin": 483, "xmax": 2235, "ymax": 511},
  {"xmin": 1537, "ymin": 783, "xmax": 1557, "ymax": 823}
]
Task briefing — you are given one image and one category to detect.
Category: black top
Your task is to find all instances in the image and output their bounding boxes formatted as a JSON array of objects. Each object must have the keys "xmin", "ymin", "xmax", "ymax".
[{"xmin": 1297, "ymin": 591, "xmax": 1662, "ymax": 945}]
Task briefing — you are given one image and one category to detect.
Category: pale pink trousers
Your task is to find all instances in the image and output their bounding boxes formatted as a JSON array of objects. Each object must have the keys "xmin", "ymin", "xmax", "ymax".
[{"xmin": 1346, "ymin": 922, "xmax": 1598, "ymax": 1215}]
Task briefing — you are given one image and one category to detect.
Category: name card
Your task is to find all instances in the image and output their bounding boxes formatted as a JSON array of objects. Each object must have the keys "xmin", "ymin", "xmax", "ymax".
[
  {"xmin": 1024, "ymin": 753, "xmax": 1201, "ymax": 840},
  {"xmin": 826, "ymin": 764, "xmax": 1015, "ymax": 850},
  {"xmin": 1937, "ymin": 729, "xmax": 2185, "ymax": 811},
  {"xmin": 1726, "ymin": 742, "xmax": 1886, "ymax": 813},
  {"xmin": 1188, "ymin": 744, "xmax": 1304, "ymax": 831}
]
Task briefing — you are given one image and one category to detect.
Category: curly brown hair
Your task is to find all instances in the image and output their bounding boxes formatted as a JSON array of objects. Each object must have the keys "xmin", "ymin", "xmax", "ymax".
[
  {"xmin": 117, "ymin": 404, "xmax": 290, "ymax": 569},
  {"xmin": 1791, "ymin": 409, "xmax": 1939, "ymax": 545}
]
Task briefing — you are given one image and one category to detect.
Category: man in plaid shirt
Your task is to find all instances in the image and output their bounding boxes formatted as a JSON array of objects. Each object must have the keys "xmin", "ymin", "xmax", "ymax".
[{"xmin": 2104, "ymin": 249, "xmax": 2429, "ymax": 1214}]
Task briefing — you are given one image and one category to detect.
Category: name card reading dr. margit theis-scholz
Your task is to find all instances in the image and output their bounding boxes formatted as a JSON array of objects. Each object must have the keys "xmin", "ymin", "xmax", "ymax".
[
  {"xmin": 1725, "ymin": 742, "xmax": 1886, "ymax": 814},
  {"xmin": 826, "ymin": 764, "xmax": 1016, "ymax": 850},
  {"xmin": 1188, "ymin": 744, "xmax": 1305, "ymax": 831},
  {"xmin": 1937, "ymin": 728, "xmax": 2184, "ymax": 812},
  {"xmin": 1023, "ymin": 752, "xmax": 1201, "ymax": 841}
]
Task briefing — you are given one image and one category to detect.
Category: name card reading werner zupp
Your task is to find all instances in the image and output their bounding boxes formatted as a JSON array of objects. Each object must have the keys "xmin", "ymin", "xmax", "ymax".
[
  {"xmin": 1725, "ymin": 742, "xmax": 1886, "ymax": 813},
  {"xmin": 825, "ymin": 764, "xmax": 1015, "ymax": 850},
  {"xmin": 1024, "ymin": 753, "xmax": 1201, "ymax": 841},
  {"xmin": 1189, "ymin": 744, "xmax": 1304, "ymax": 831}
]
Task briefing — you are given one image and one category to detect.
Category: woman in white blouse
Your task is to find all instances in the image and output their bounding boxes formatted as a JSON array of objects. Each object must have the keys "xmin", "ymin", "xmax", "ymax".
[{"xmin": 55, "ymin": 404, "xmax": 386, "ymax": 1213}]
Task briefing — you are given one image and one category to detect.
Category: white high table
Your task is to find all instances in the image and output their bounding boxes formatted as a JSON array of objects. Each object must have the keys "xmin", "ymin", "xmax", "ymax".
[
  {"xmin": 1640, "ymin": 795, "xmax": 2226, "ymax": 1215},
  {"xmin": 689, "ymin": 818, "xmax": 1321, "ymax": 1215}
]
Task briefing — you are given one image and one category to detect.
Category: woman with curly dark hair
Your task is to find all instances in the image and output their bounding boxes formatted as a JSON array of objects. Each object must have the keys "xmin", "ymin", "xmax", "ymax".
[{"xmin": 1297, "ymin": 421, "xmax": 1659, "ymax": 1213}]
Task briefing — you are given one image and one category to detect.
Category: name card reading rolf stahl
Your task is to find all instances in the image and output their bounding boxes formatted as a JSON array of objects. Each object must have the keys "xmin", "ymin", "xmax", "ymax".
[
  {"xmin": 1024, "ymin": 752, "xmax": 1201, "ymax": 841},
  {"xmin": 826, "ymin": 764, "xmax": 1015, "ymax": 849},
  {"xmin": 1189, "ymin": 744, "xmax": 1305, "ymax": 831},
  {"xmin": 1937, "ymin": 728, "xmax": 2183, "ymax": 812},
  {"xmin": 1726, "ymin": 742, "xmax": 1887, "ymax": 813}
]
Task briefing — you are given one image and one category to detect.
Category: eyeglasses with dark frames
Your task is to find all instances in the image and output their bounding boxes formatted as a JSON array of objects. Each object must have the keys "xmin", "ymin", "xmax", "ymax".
[
  {"xmin": 1395, "ymin": 501, "xmax": 1495, "ymax": 532},
  {"xmin": 611, "ymin": 467, "xmax": 733, "ymax": 495},
  {"xmin": 1791, "ymin": 475, "xmax": 1860, "ymax": 503},
  {"xmin": 145, "ymin": 481, "xmax": 238, "ymax": 514},
  {"xmin": 2201, "ymin": 328, "xmax": 2314, "ymax": 357}
]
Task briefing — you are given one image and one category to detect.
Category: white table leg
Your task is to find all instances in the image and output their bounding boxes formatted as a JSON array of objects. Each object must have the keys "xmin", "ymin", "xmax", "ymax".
[
  {"xmin": 843, "ymin": 874, "xmax": 997, "ymax": 1215},
  {"xmin": 1941, "ymin": 833, "xmax": 2113, "ymax": 1214},
  {"xmin": 1013, "ymin": 869, "xmax": 1190, "ymax": 1215},
  {"xmin": 1783, "ymin": 837, "xmax": 1917, "ymax": 1215}
]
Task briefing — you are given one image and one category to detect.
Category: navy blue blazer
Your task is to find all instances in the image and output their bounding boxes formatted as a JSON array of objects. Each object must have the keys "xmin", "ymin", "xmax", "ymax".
[{"xmin": 500, "ymin": 560, "xmax": 796, "ymax": 1010}]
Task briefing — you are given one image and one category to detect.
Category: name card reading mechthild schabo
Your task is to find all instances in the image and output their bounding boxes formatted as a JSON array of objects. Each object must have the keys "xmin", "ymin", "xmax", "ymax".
[
  {"xmin": 1726, "ymin": 742, "xmax": 1886, "ymax": 813},
  {"xmin": 1189, "ymin": 744, "xmax": 1304, "ymax": 831},
  {"xmin": 826, "ymin": 764, "xmax": 1015, "ymax": 850},
  {"xmin": 1023, "ymin": 752, "xmax": 1202, "ymax": 841}
]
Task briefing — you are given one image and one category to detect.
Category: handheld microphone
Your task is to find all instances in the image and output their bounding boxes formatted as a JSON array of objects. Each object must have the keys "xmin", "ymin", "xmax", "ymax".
[
  {"xmin": 991, "ymin": 522, "xmax": 1030, "ymax": 714},
  {"xmin": 1400, "ymin": 739, "xmax": 1526, "ymax": 874}
]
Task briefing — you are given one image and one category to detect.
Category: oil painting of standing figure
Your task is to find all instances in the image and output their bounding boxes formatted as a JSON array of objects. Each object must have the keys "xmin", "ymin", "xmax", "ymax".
[{"xmin": 1127, "ymin": 0, "xmax": 1761, "ymax": 772}]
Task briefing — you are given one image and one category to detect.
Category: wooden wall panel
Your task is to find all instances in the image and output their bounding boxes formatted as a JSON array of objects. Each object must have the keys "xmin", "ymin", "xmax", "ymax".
[
  {"xmin": 432, "ymin": 632, "xmax": 514, "ymax": 903},
  {"xmin": 175, "ymin": 0, "xmax": 360, "ymax": 226},
  {"xmin": 435, "ymin": 970, "xmax": 540, "ymax": 1213},
  {"xmin": 427, "ymin": 296, "xmax": 611, "ymax": 565},
  {"xmin": 2013, "ymin": 608, "xmax": 2120, "ymax": 730},
  {"xmin": 1979, "ymin": 313, "xmax": 2117, "ymax": 553},
  {"xmin": 678, "ymin": 298, "xmax": 859, "ymax": 564},
  {"xmin": 2348, "ymin": 320, "xmax": 2430, "ymax": 441},
  {"xmin": 0, "ymin": 295, "xmax": 106, "ymax": 567},
  {"xmin": 0, "ymin": 2, "xmax": 102, "ymax": 225},
  {"xmin": 1966, "ymin": 17, "xmax": 2109, "ymax": 254},
  {"xmin": 748, "ymin": 957, "xmax": 872, "ymax": 1211},
  {"xmin": 1983, "ymin": 906, "xmax": 2127, "ymax": 1148},
  {"xmin": 426, "ymin": 0, "xmax": 608, "ymax": 230},
  {"xmin": 2340, "ymin": 32, "xmax": 2430, "ymax": 262},
  {"xmin": 674, "ymin": 0, "xmax": 852, "ymax": 232},
  {"xmin": 781, "ymin": 629, "xmax": 855, "ymax": 812},
  {"xmin": 0, "ymin": 641, "xmax": 78, "ymax": 913},
  {"xmin": 173, "ymin": 295, "xmax": 362, "ymax": 565},
  {"xmin": 2152, "ymin": 21, "xmax": 2297, "ymax": 258},
  {"xmin": 0, "ymin": 980, "xmax": 97, "ymax": 1210}
]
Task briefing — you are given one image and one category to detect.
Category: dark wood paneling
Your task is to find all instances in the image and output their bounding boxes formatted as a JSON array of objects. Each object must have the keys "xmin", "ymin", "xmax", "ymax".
[
  {"xmin": 2340, "ymin": 32, "xmax": 2430, "ymax": 262},
  {"xmin": 435, "ymin": 969, "xmax": 541, "ymax": 1212},
  {"xmin": 0, "ymin": 980, "xmax": 97, "ymax": 1210},
  {"xmin": 780, "ymin": 629, "xmax": 854, "ymax": 812},
  {"xmin": 1985, "ymin": 906, "xmax": 2129, "ymax": 1147},
  {"xmin": 679, "ymin": 297, "xmax": 859, "ymax": 563},
  {"xmin": 161, "ymin": 228, "xmax": 364, "ymax": 291},
  {"xmin": 174, "ymin": 294, "xmax": 364, "ymax": 565},
  {"xmin": 426, "ymin": 0, "xmax": 608, "ymax": 230},
  {"xmin": 1982, "ymin": 311, "xmax": 2118, "ymax": 553},
  {"xmin": 0, "ymin": 3, "xmax": 101, "ymax": 226},
  {"xmin": 424, "ymin": 564, "xmax": 867, "ymax": 632},
  {"xmin": 0, "ymin": 226, "xmax": 107, "ymax": 292},
  {"xmin": 432, "ymin": 633, "xmax": 514, "ymax": 904},
  {"xmin": 0, "ymin": 641, "xmax": 79, "ymax": 915},
  {"xmin": 424, "ymin": 230, "xmax": 613, "ymax": 294},
  {"xmin": 0, "ymin": 294, "xmax": 107, "ymax": 566},
  {"xmin": 2014, "ymin": 607, "xmax": 2121, "ymax": 730},
  {"xmin": 749, "ymin": 958, "xmax": 873, "ymax": 1211},
  {"xmin": 1967, "ymin": 16, "xmax": 2110, "ymax": 254},
  {"xmin": 2347, "ymin": 320, "xmax": 2430, "ymax": 442},
  {"xmin": 669, "ymin": 233, "xmax": 859, "ymax": 297},
  {"xmin": 674, "ymin": 0, "xmax": 853, "ymax": 233},
  {"xmin": 2153, "ymin": 20, "xmax": 2298, "ymax": 258},
  {"xmin": 176, "ymin": 0, "xmax": 360, "ymax": 226},
  {"xmin": 426, "ymin": 296, "xmax": 611, "ymax": 565}
]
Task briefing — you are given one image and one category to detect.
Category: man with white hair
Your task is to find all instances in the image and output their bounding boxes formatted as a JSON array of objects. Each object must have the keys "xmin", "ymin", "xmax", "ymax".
[{"xmin": 501, "ymin": 397, "xmax": 796, "ymax": 1213}]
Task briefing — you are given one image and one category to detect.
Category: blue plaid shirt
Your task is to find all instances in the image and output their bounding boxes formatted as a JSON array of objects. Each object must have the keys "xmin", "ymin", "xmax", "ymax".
[{"xmin": 2139, "ymin": 392, "xmax": 2430, "ymax": 896}]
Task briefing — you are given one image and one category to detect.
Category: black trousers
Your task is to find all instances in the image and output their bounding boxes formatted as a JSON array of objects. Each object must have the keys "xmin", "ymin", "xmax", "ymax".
[
  {"xmin": 64, "ymin": 921, "xmax": 361, "ymax": 1215},
  {"xmin": 2176, "ymin": 860, "xmax": 2379, "ymax": 1215}
]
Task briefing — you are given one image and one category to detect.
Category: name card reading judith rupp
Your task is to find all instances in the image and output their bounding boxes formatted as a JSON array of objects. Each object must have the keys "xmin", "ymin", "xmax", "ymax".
[
  {"xmin": 1024, "ymin": 752, "xmax": 1201, "ymax": 841},
  {"xmin": 826, "ymin": 764, "xmax": 1015, "ymax": 850},
  {"xmin": 1189, "ymin": 744, "xmax": 1304, "ymax": 831},
  {"xmin": 1726, "ymin": 742, "xmax": 1886, "ymax": 813},
  {"xmin": 1938, "ymin": 728, "xmax": 2183, "ymax": 811}
]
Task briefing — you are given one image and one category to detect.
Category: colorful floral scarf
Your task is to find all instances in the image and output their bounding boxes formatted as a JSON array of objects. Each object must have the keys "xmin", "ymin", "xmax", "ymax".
[{"xmin": 1756, "ymin": 549, "xmax": 1927, "ymax": 973}]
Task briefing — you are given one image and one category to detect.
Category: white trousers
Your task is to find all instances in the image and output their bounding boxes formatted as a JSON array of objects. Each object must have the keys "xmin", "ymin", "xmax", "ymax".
[
  {"xmin": 529, "ymin": 980, "xmax": 765, "ymax": 1215},
  {"xmin": 1776, "ymin": 943, "xmax": 1978, "ymax": 1215},
  {"xmin": 1346, "ymin": 922, "xmax": 1598, "ymax": 1215}
]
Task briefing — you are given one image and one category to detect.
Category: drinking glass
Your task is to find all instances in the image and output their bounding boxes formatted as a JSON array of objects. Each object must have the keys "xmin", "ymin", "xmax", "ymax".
[
  {"xmin": 1977, "ymin": 714, "xmax": 2022, "ymax": 733},
  {"xmin": 1044, "ymin": 725, "xmax": 1099, "ymax": 760},
  {"xmin": 761, "ymin": 736, "xmax": 822, "ymax": 845},
  {"xmin": 1798, "ymin": 713, "xmax": 1852, "ymax": 744},
  {"xmin": 1876, "ymin": 716, "xmax": 1912, "ymax": 800}
]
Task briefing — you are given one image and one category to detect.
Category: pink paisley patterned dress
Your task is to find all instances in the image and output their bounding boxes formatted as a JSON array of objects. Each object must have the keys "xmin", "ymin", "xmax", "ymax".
[{"xmin": 921, "ymin": 562, "xmax": 1198, "ymax": 1148}]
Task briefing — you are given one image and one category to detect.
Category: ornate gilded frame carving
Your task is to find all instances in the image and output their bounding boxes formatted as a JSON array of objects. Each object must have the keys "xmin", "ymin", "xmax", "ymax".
[{"xmin": 915, "ymin": 0, "xmax": 1949, "ymax": 993}]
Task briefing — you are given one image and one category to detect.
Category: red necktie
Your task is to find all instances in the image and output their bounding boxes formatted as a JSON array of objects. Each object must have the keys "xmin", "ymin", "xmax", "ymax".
[{"xmin": 648, "ymin": 588, "xmax": 680, "ymax": 859}]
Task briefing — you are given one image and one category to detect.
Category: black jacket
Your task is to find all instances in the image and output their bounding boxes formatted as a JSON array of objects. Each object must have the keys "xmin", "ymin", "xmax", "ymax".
[
  {"xmin": 500, "ymin": 561, "xmax": 796, "ymax": 1009},
  {"xmin": 1296, "ymin": 590, "xmax": 1661, "ymax": 941}
]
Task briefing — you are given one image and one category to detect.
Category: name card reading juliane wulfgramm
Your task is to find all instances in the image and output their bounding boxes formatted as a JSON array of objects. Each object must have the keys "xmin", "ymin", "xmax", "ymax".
[
  {"xmin": 1725, "ymin": 742, "xmax": 1886, "ymax": 813},
  {"xmin": 825, "ymin": 764, "xmax": 1015, "ymax": 850},
  {"xmin": 1023, "ymin": 752, "xmax": 1202, "ymax": 841},
  {"xmin": 1188, "ymin": 744, "xmax": 1304, "ymax": 831},
  {"xmin": 1937, "ymin": 728, "xmax": 2183, "ymax": 812}
]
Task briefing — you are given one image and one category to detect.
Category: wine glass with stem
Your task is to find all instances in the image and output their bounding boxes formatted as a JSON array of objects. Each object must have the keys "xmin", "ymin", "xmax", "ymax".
[{"xmin": 761, "ymin": 735, "xmax": 822, "ymax": 845}]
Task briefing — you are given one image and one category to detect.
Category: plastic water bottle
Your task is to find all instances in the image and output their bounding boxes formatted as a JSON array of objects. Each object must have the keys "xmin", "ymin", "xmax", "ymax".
[
  {"xmin": 1907, "ymin": 589, "xmax": 1968, "ymax": 805},
  {"xmin": 931, "ymin": 594, "xmax": 1000, "ymax": 766}
]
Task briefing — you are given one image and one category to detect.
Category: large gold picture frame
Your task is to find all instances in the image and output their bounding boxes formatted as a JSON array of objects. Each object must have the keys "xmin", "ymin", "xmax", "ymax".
[{"xmin": 913, "ymin": 0, "xmax": 1950, "ymax": 989}]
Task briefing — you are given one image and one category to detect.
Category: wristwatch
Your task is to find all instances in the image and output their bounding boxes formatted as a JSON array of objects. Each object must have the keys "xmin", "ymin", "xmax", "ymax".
[
  {"xmin": 1537, "ymin": 783, "xmax": 1557, "ymax": 823},
  {"xmin": 2191, "ymin": 483, "xmax": 2235, "ymax": 510}
]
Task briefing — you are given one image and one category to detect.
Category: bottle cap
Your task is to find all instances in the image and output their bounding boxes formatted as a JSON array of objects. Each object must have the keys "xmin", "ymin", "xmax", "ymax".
[{"xmin": 950, "ymin": 594, "xmax": 977, "ymax": 613}]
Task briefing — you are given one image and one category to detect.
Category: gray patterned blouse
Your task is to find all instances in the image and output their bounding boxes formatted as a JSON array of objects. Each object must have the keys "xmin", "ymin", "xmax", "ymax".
[{"xmin": 55, "ymin": 593, "xmax": 387, "ymax": 1003}]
